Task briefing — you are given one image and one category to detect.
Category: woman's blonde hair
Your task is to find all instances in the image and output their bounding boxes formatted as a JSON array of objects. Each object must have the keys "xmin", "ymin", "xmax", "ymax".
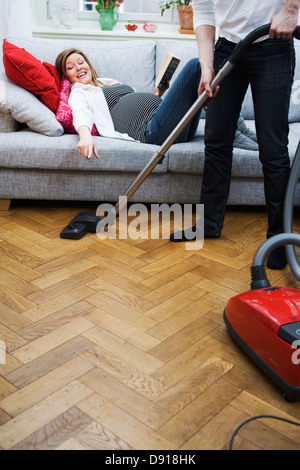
[{"xmin": 55, "ymin": 48, "xmax": 100, "ymax": 86}]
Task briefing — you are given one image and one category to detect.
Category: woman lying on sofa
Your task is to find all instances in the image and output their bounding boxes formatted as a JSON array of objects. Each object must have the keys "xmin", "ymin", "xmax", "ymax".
[{"xmin": 55, "ymin": 48, "xmax": 257, "ymax": 160}]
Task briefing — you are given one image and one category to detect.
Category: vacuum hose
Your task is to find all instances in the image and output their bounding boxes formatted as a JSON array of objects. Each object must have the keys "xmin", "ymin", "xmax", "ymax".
[
  {"xmin": 251, "ymin": 234, "xmax": 300, "ymax": 290},
  {"xmin": 229, "ymin": 24, "xmax": 300, "ymax": 66},
  {"xmin": 283, "ymin": 141, "xmax": 300, "ymax": 280}
]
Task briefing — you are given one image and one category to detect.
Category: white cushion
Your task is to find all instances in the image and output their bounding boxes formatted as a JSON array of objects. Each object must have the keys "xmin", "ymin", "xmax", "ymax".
[{"xmin": 0, "ymin": 77, "xmax": 64, "ymax": 136}]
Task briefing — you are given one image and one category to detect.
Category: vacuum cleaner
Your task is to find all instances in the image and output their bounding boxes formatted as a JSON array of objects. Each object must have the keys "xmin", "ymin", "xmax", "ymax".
[
  {"xmin": 224, "ymin": 139, "xmax": 300, "ymax": 402},
  {"xmin": 61, "ymin": 23, "xmax": 298, "ymax": 239}
]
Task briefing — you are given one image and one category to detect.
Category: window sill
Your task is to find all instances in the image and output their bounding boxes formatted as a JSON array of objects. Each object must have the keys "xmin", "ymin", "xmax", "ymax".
[{"xmin": 32, "ymin": 23, "xmax": 195, "ymax": 41}]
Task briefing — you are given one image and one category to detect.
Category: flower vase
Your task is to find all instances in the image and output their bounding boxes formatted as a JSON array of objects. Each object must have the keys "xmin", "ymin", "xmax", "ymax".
[
  {"xmin": 177, "ymin": 5, "xmax": 194, "ymax": 34},
  {"xmin": 99, "ymin": 9, "xmax": 119, "ymax": 31}
]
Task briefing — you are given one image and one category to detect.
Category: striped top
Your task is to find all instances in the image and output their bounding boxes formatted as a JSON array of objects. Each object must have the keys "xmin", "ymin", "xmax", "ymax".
[{"xmin": 102, "ymin": 84, "xmax": 162, "ymax": 143}]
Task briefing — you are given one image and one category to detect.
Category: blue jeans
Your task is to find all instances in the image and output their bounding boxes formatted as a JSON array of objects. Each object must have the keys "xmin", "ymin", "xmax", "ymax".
[
  {"xmin": 144, "ymin": 58, "xmax": 201, "ymax": 145},
  {"xmin": 201, "ymin": 37, "xmax": 295, "ymax": 238}
]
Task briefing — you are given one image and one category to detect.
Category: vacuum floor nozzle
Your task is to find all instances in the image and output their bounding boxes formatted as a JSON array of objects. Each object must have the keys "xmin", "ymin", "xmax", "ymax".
[{"xmin": 60, "ymin": 212, "xmax": 100, "ymax": 240}]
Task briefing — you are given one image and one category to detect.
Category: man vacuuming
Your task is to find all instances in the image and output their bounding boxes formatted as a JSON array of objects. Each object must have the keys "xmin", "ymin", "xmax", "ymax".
[{"xmin": 171, "ymin": 0, "xmax": 300, "ymax": 270}]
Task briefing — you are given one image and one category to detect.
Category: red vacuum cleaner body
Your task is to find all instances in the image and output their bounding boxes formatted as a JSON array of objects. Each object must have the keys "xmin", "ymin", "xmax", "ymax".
[{"xmin": 224, "ymin": 286, "xmax": 300, "ymax": 401}]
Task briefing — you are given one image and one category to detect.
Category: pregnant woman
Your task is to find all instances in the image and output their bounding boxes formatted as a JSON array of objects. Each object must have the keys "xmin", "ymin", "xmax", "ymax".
[{"xmin": 55, "ymin": 48, "xmax": 203, "ymax": 160}]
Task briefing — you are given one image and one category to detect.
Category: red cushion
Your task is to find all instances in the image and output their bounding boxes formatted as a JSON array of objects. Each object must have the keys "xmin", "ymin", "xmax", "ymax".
[
  {"xmin": 56, "ymin": 77, "xmax": 100, "ymax": 136},
  {"xmin": 3, "ymin": 40, "xmax": 59, "ymax": 113},
  {"xmin": 43, "ymin": 62, "xmax": 61, "ymax": 93}
]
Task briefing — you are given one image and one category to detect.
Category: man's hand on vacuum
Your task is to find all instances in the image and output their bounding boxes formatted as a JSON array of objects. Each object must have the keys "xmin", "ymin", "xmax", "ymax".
[{"xmin": 270, "ymin": 0, "xmax": 300, "ymax": 39}]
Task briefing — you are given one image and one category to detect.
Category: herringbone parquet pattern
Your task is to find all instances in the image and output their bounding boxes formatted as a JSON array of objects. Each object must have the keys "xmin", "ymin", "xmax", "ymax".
[{"xmin": 1, "ymin": 201, "xmax": 300, "ymax": 450}]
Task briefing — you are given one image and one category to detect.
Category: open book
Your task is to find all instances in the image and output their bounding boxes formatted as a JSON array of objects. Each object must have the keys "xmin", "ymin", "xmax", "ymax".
[{"xmin": 155, "ymin": 52, "xmax": 181, "ymax": 90}]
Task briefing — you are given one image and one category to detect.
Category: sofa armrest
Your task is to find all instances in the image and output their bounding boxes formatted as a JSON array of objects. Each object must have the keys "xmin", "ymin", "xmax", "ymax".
[{"xmin": 0, "ymin": 111, "xmax": 19, "ymax": 133}]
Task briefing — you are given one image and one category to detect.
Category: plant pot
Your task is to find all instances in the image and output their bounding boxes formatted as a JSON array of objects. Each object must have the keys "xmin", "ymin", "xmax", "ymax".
[
  {"xmin": 99, "ymin": 9, "xmax": 119, "ymax": 31},
  {"xmin": 177, "ymin": 5, "xmax": 194, "ymax": 34}
]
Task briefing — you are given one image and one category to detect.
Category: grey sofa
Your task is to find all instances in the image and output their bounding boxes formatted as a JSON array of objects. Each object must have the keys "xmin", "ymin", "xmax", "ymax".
[{"xmin": 1, "ymin": 35, "xmax": 300, "ymax": 208}]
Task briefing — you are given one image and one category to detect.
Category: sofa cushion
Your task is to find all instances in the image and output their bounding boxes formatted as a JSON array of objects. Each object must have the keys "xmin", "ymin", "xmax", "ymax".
[
  {"xmin": 157, "ymin": 40, "xmax": 254, "ymax": 120},
  {"xmin": 3, "ymin": 40, "xmax": 59, "ymax": 113},
  {"xmin": 168, "ymin": 120, "xmax": 299, "ymax": 178},
  {"xmin": 289, "ymin": 41, "xmax": 300, "ymax": 123},
  {"xmin": 168, "ymin": 136, "xmax": 262, "ymax": 177},
  {"xmin": 0, "ymin": 111, "xmax": 18, "ymax": 133},
  {"xmin": 242, "ymin": 81, "xmax": 300, "ymax": 123},
  {"xmin": 239, "ymin": 40, "xmax": 300, "ymax": 123},
  {"xmin": 290, "ymin": 122, "xmax": 300, "ymax": 140},
  {"xmin": 0, "ymin": 77, "xmax": 64, "ymax": 137},
  {"xmin": 156, "ymin": 40, "xmax": 198, "ymax": 81},
  {"xmin": 5, "ymin": 36, "xmax": 156, "ymax": 93},
  {"xmin": 0, "ymin": 130, "xmax": 168, "ymax": 173},
  {"xmin": 56, "ymin": 77, "xmax": 99, "ymax": 135},
  {"xmin": 241, "ymin": 87, "xmax": 254, "ymax": 120}
]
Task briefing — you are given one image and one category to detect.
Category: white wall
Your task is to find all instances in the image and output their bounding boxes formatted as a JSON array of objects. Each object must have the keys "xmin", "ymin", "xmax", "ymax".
[
  {"xmin": 0, "ymin": 0, "xmax": 33, "ymax": 75},
  {"xmin": 0, "ymin": 7, "xmax": 8, "ymax": 74}
]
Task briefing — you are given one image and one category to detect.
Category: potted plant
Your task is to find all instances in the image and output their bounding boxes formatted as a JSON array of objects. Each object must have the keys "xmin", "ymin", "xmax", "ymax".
[
  {"xmin": 93, "ymin": 0, "xmax": 124, "ymax": 30},
  {"xmin": 158, "ymin": 0, "xmax": 194, "ymax": 34}
]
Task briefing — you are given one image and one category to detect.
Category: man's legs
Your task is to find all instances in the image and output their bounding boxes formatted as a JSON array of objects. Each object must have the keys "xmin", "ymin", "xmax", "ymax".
[
  {"xmin": 171, "ymin": 38, "xmax": 249, "ymax": 241},
  {"xmin": 171, "ymin": 38, "xmax": 295, "ymax": 270},
  {"xmin": 200, "ymin": 40, "xmax": 249, "ymax": 235},
  {"xmin": 248, "ymin": 38, "xmax": 295, "ymax": 268}
]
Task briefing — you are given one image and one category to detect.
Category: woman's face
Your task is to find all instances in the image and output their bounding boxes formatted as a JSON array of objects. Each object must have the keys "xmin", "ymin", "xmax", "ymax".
[{"xmin": 65, "ymin": 53, "xmax": 93, "ymax": 85}]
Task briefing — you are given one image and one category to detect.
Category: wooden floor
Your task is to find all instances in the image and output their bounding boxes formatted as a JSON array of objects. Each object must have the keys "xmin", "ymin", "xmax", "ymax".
[{"xmin": 1, "ymin": 200, "xmax": 300, "ymax": 450}]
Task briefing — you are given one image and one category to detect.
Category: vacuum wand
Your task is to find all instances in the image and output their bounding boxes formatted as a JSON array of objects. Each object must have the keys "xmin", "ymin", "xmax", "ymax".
[{"xmin": 114, "ymin": 61, "xmax": 233, "ymax": 217}]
